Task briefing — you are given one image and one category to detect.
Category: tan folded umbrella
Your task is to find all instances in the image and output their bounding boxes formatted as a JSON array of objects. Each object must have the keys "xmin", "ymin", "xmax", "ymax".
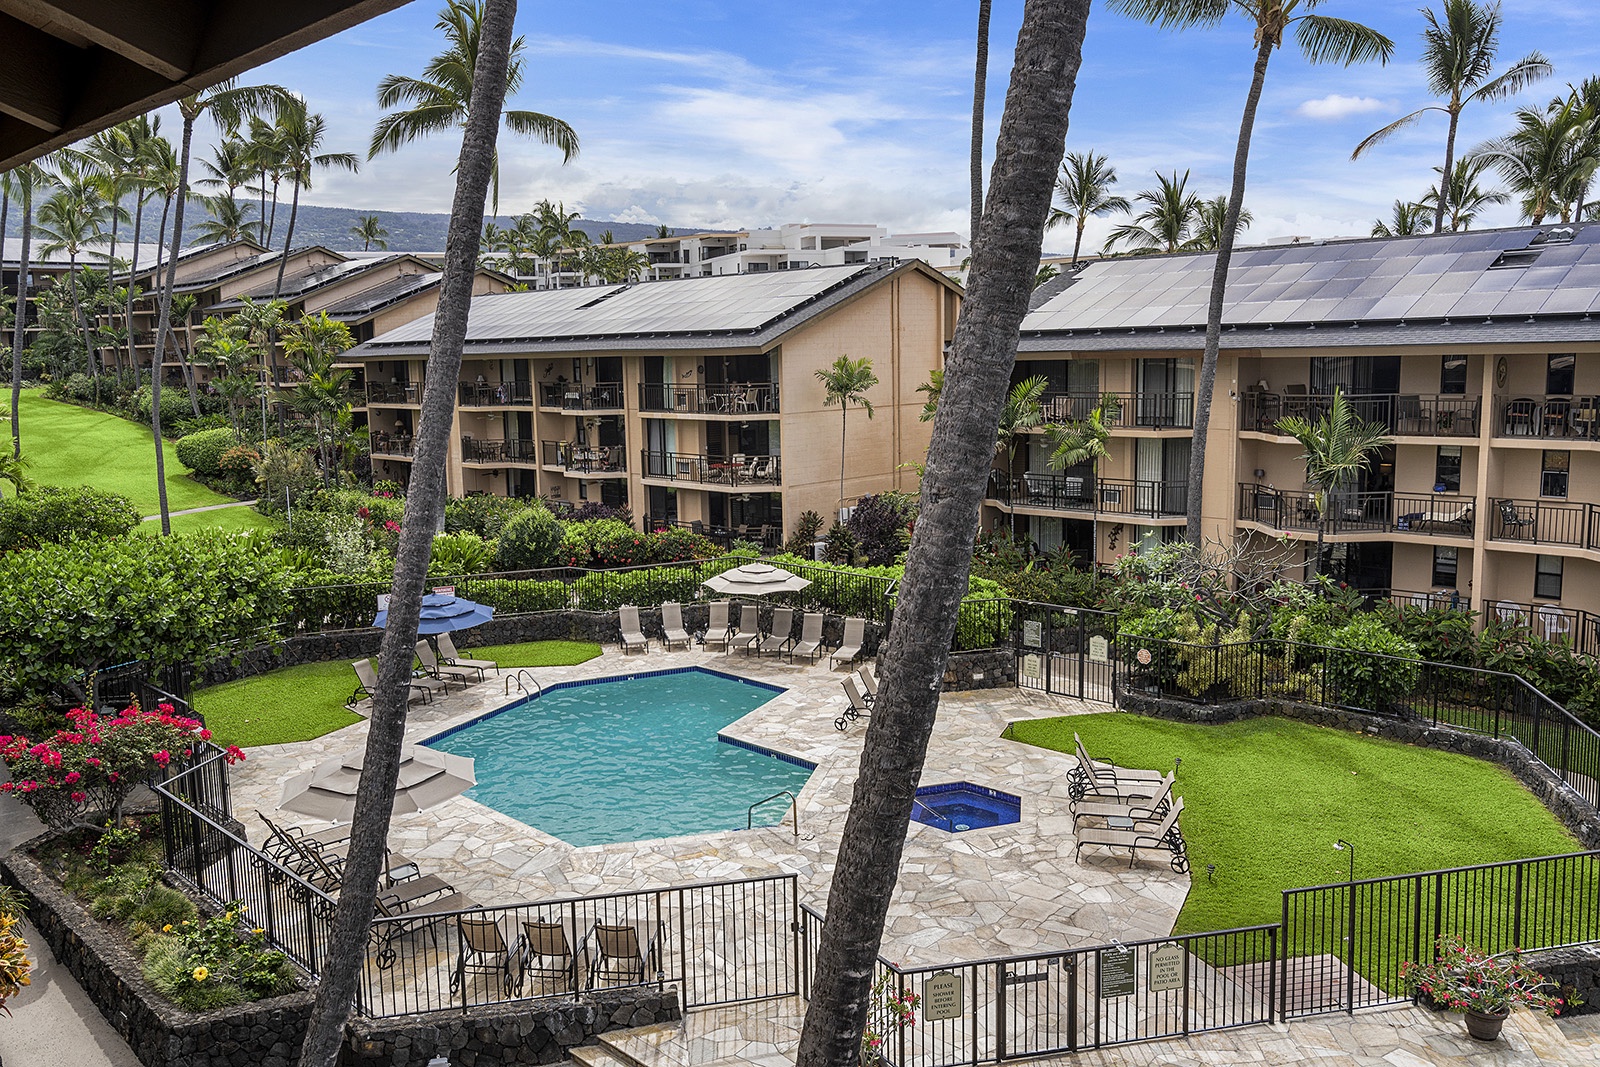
[{"xmin": 279, "ymin": 744, "xmax": 475, "ymax": 822}]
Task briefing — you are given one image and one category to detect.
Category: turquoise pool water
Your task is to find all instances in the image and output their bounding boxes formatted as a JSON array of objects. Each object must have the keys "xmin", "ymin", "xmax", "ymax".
[{"xmin": 425, "ymin": 668, "xmax": 812, "ymax": 847}]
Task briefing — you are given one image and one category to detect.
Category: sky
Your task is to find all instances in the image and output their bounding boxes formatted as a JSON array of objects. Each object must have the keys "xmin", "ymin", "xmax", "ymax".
[{"xmin": 155, "ymin": 0, "xmax": 1600, "ymax": 251}]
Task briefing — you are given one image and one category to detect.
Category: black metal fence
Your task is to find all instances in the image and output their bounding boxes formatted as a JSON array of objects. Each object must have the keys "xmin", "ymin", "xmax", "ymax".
[{"xmin": 85, "ymin": 660, "xmax": 195, "ymax": 718}]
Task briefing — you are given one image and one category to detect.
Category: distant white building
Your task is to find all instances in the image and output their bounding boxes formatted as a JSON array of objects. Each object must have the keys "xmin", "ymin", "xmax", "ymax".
[{"xmin": 624, "ymin": 223, "xmax": 969, "ymax": 282}]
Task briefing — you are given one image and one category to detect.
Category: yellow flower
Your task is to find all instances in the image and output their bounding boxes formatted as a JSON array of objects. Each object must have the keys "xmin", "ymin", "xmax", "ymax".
[
  {"xmin": 252, "ymin": 928, "xmax": 264, "ymax": 936},
  {"xmin": 224, "ymin": 911, "xmax": 235, "ymax": 922},
  {"xmin": 192, "ymin": 966, "xmax": 209, "ymax": 982},
  {"xmin": 162, "ymin": 924, "xmax": 173, "ymax": 933}
]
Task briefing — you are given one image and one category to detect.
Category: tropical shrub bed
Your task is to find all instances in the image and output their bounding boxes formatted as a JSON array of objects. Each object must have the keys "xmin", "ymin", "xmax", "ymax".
[{"xmin": 0, "ymin": 484, "xmax": 143, "ymax": 550}]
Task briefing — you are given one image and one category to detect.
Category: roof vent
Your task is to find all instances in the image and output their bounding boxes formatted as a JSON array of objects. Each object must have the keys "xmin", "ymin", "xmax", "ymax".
[
  {"xmin": 575, "ymin": 285, "xmax": 631, "ymax": 310},
  {"xmin": 1530, "ymin": 226, "xmax": 1577, "ymax": 246},
  {"xmin": 1489, "ymin": 247, "xmax": 1542, "ymax": 270}
]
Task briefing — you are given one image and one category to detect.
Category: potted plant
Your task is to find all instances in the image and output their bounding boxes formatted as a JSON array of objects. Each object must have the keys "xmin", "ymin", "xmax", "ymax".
[{"xmin": 1402, "ymin": 936, "xmax": 1574, "ymax": 1041}]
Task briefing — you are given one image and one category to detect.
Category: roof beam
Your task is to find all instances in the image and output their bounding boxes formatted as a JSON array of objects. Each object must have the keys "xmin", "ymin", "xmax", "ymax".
[
  {"xmin": 0, "ymin": 12, "xmax": 72, "ymax": 131},
  {"xmin": 0, "ymin": 0, "xmax": 201, "ymax": 81}
]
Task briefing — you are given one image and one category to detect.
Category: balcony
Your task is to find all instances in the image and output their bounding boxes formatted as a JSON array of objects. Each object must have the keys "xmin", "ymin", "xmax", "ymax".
[
  {"xmin": 459, "ymin": 381, "xmax": 534, "ymax": 406},
  {"xmin": 370, "ymin": 432, "xmax": 415, "ymax": 458},
  {"xmin": 988, "ymin": 473, "xmax": 1187, "ymax": 517},
  {"xmin": 461, "ymin": 438, "xmax": 537, "ymax": 464},
  {"xmin": 1483, "ymin": 598, "xmax": 1599, "ymax": 655},
  {"xmin": 1488, "ymin": 498, "xmax": 1600, "ymax": 550},
  {"xmin": 1040, "ymin": 391, "xmax": 1194, "ymax": 429},
  {"xmin": 639, "ymin": 450, "xmax": 781, "ymax": 487},
  {"xmin": 643, "ymin": 517, "xmax": 783, "ymax": 551},
  {"xmin": 1491, "ymin": 395, "xmax": 1600, "ymax": 440},
  {"xmin": 540, "ymin": 440, "xmax": 627, "ymax": 474},
  {"xmin": 638, "ymin": 382, "xmax": 779, "ymax": 416},
  {"xmin": 367, "ymin": 382, "xmax": 421, "ymax": 406},
  {"xmin": 538, "ymin": 382, "xmax": 624, "ymax": 410},
  {"xmin": 1240, "ymin": 391, "xmax": 1481, "ymax": 438},
  {"xmin": 1237, "ymin": 484, "xmax": 1476, "ymax": 537}
]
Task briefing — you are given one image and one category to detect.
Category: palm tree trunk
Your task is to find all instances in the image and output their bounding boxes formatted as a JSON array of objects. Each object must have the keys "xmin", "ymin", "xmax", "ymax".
[
  {"xmin": 1312, "ymin": 514, "xmax": 1325, "ymax": 582},
  {"xmin": 839, "ymin": 405, "xmax": 848, "ymax": 514},
  {"xmin": 1185, "ymin": 36, "xmax": 1274, "ymax": 545},
  {"xmin": 105, "ymin": 205, "xmax": 121, "ymax": 373},
  {"xmin": 1073, "ymin": 213, "xmax": 1085, "ymax": 266},
  {"xmin": 1436, "ymin": 99, "xmax": 1460, "ymax": 233},
  {"xmin": 67, "ymin": 250, "xmax": 97, "ymax": 404},
  {"xmin": 293, "ymin": 4, "xmax": 517, "ymax": 1065},
  {"xmin": 970, "ymin": 0, "xmax": 992, "ymax": 243},
  {"xmin": 11, "ymin": 179, "xmax": 30, "ymax": 459},
  {"xmin": 267, "ymin": 177, "xmax": 280, "ymax": 248},
  {"xmin": 150, "ymin": 115, "xmax": 198, "ymax": 536},
  {"xmin": 126, "ymin": 189, "xmax": 144, "ymax": 385},
  {"xmin": 796, "ymin": 1, "xmax": 1091, "ymax": 1062},
  {"xmin": 274, "ymin": 180, "xmax": 301, "ymax": 300}
]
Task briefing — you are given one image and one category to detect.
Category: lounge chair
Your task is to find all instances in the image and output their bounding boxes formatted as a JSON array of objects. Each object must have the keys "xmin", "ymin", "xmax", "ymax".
[
  {"xmin": 661, "ymin": 602, "xmax": 692, "ymax": 650},
  {"xmin": 1070, "ymin": 772, "xmax": 1175, "ymax": 824},
  {"xmin": 1068, "ymin": 734, "xmax": 1166, "ymax": 803},
  {"xmin": 348, "ymin": 658, "xmax": 439, "ymax": 710},
  {"xmin": 452, "ymin": 914, "xmax": 519, "ymax": 996},
  {"xmin": 1074, "ymin": 797, "xmax": 1189, "ymax": 872},
  {"xmin": 415, "ymin": 641, "xmax": 477, "ymax": 687},
  {"xmin": 729, "ymin": 604, "xmax": 761, "ymax": 654},
  {"xmin": 836, "ymin": 675, "xmax": 872, "ymax": 731},
  {"xmin": 586, "ymin": 922, "xmax": 658, "ymax": 989},
  {"xmin": 371, "ymin": 886, "xmax": 478, "ymax": 962},
  {"xmin": 619, "ymin": 605, "xmax": 649, "ymax": 653},
  {"xmin": 704, "ymin": 600, "xmax": 732, "ymax": 651},
  {"xmin": 437, "ymin": 633, "xmax": 497, "ymax": 678},
  {"xmin": 789, "ymin": 613, "xmax": 825, "ymax": 663},
  {"xmin": 758, "ymin": 607, "xmax": 796, "ymax": 657},
  {"xmin": 857, "ymin": 663, "xmax": 879, "ymax": 704},
  {"xmin": 828, "ymin": 617, "xmax": 866, "ymax": 668},
  {"xmin": 256, "ymin": 813, "xmax": 349, "ymax": 865},
  {"xmin": 520, "ymin": 919, "xmax": 579, "ymax": 994}
]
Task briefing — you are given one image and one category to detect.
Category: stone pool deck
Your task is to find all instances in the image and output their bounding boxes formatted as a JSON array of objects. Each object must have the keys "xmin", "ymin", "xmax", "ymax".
[{"xmin": 229, "ymin": 646, "xmax": 1188, "ymax": 967}]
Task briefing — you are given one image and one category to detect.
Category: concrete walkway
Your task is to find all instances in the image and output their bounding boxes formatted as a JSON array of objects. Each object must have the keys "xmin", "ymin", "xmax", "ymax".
[{"xmin": 140, "ymin": 498, "xmax": 257, "ymax": 521}]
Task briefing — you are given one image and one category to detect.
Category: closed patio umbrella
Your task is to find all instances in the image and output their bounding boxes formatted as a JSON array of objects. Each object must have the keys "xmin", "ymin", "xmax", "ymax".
[
  {"xmin": 279, "ymin": 744, "xmax": 475, "ymax": 822},
  {"xmin": 373, "ymin": 591, "xmax": 495, "ymax": 635},
  {"xmin": 701, "ymin": 562, "xmax": 812, "ymax": 598}
]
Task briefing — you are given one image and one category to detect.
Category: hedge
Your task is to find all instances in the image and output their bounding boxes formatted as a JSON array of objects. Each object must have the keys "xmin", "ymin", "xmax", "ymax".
[{"xmin": 174, "ymin": 427, "xmax": 240, "ymax": 477}]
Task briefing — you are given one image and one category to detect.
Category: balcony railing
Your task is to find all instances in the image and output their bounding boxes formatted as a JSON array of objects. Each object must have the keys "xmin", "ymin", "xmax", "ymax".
[
  {"xmin": 540, "ymin": 440, "xmax": 626, "ymax": 473},
  {"xmin": 638, "ymin": 382, "xmax": 779, "ymax": 415},
  {"xmin": 538, "ymin": 382, "xmax": 624, "ymax": 410},
  {"xmin": 643, "ymin": 517, "xmax": 784, "ymax": 551},
  {"xmin": 1488, "ymin": 498, "xmax": 1600, "ymax": 550},
  {"xmin": 1240, "ymin": 391, "xmax": 1481, "ymax": 437},
  {"xmin": 1237, "ymin": 483, "xmax": 1476, "ymax": 537},
  {"xmin": 1492, "ymin": 395, "xmax": 1600, "ymax": 440},
  {"xmin": 1483, "ymin": 598, "xmax": 1600, "ymax": 657},
  {"xmin": 367, "ymin": 382, "xmax": 422, "ymax": 405},
  {"xmin": 639, "ymin": 450, "xmax": 781, "ymax": 487},
  {"xmin": 1039, "ymin": 391, "xmax": 1194, "ymax": 429},
  {"xmin": 988, "ymin": 473, "xmax": 1187, "ymax": 517},
  {"xmin": 370, "ymin": 432, "xmax": 415, "ymax": 458},
  {"xmin": 460, "ymin": 438, "xmax": 540, "ymax": 464},
  {"xmin": 459, "ymin": 381, "xmax": 534, "ymax": 406}
]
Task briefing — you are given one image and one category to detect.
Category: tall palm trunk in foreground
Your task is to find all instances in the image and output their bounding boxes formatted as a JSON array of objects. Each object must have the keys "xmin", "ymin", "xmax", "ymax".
[
  {"xmin": 10, "ymin": 171, "xmax": 32, "ymax": 458},
  {"xmin": 293, "ymin": 4, "xmax": 516, "ymax": 1065},
  {"xmin": 795, "ymin": 1, "xmax": 1092, "ymax": 1062},
  {"xmin": 970, "ymin": 0, "xmax": 993, "ymax": 243}
]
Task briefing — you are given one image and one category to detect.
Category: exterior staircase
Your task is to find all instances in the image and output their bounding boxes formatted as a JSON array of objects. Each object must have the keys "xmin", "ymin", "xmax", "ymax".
[{"xmin": 566, "ymin": 996, "xmax": 805, "ymax": 1067}]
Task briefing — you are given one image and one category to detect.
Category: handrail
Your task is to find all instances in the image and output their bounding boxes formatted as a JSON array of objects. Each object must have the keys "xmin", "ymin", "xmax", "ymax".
[
  {"xmin": 747, "ymin": 789, "xmax": 799, "ymax": 837},
  {"xmin": 504, "ymin": 669, "xmax": 543, "ymax": 698},
  {"xmin": 909, "ymin": 797, "xmax": 955, "ymax": 832}
]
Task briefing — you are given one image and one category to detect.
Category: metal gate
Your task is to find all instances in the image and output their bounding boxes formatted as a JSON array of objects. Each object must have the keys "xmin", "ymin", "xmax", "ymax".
[{"xmin": 1013, "ymin": 600, "xmax": 1116, "ymax": 703}]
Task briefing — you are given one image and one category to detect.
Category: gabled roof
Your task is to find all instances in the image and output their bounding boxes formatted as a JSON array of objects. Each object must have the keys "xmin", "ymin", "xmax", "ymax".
[
  {"xmin": 173, "ymin": 245, "xmax": 341, "ymax": 295},
  {"xmin": 1020, "ymin": 224, "xmax": 1600, "ymax": 351},
  {"xmin": 204, "ymin": 254, "xmax": 438, "ymax": 312},
  {"xmin": 353, "ymin": 259, "xmax": 958, "ymax": 357},
  {"xmin": 321, "ymin": 271, "xmax": 441, "ymax": 319}
]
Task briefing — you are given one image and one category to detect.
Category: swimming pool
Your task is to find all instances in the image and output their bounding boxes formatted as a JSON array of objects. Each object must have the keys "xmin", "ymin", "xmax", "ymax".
[{"xmin": 424, "ymin": 668, "xmax": 813, "ymax": 847}]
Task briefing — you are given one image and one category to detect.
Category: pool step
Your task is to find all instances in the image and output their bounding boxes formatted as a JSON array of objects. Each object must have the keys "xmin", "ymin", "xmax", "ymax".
[
  {"xmin": 567, "ymin": 1044, "xmax": 634, "ymax": 1067},
  {"xmin": 591, "ymin": 997, "xmax": 805, "ymax": 1067}
]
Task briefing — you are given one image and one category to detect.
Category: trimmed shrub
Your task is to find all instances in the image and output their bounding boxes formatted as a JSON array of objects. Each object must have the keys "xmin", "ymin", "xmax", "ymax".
[
  {"xmin": 0, "ymin": 485, "xmax": 142, "ymax": 550},
  {"xmin": 174, "ymin": 427, "xmax": 239, "ymax": 476},
  {"xmin": 444, "ymin": 494, "xmax": 527, "ymax": 539},
  {"xmin": 218, "ymin": 445, "xmax": 260, "ymax": 479},
  {"xmin": 1322, "ymin": 614, "xmax": 1421, "ymax": 712},
  {"xmin": 495, "ymin": 505, "xmax": 564, "ymax": 570},
  {"xmin": 429, "ymin": 532, "xmax": 497, "ymax": 576},
  {"xmin": 461, "ymin": 577, "xmax": 570, "ymax": 614},
  {"xmin": 783, "ymin": 510, "xmax": 825, "ymax": 557},
  {"xmin": 572, "ymin": 562, "xmax": 719, "ymax": 612}
]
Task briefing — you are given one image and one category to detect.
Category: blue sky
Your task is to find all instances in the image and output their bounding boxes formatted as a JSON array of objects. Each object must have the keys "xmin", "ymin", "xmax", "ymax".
[{"xmin": 168, "ymin": 0, "xmax": 1600, "ymax": 247}]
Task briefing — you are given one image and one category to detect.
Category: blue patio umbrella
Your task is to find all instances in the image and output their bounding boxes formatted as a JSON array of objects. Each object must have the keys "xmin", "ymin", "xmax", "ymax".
[{"xmin": 372, "ymin": 592, "xmax": 495, "ymax": 635}]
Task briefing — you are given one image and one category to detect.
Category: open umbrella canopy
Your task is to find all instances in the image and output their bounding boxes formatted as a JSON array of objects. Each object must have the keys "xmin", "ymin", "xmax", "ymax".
[
  {"xmin": 373, "ymin": 592, "xmax": 495, "ymax": 635},
  {"xmin": 278, "ymin": 744, "xmax": 475, "ymax": 822},
  {"xmin": 702, "ymin": 562, "xmax": 813, "ymax": 598}
]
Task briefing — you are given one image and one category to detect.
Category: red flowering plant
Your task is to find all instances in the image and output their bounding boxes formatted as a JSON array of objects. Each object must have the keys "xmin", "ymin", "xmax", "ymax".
[
  {"xmin": 1402, "ymin": 936, "xmax": 1575, "ymax": 1018},
  {"xmin": 861, "ymin": 970, "xmax": 920, "ymax": 1066},
  {"xmin": 0, "ymin": 704, "xmax": 245, "ymax": 831}
]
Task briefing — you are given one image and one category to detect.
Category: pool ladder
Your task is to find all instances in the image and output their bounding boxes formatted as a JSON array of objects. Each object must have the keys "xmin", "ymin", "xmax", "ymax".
[
  {"xmin": 747, "ymin": 790, "xmax": 800, "ymax": 838},
  {"xmin": 503, "ymin": 670, "xmax": 543, "ymax": 698},
  {"xmin": 910, "ymin": 797, "xmax": 955, "ymax": 832}
]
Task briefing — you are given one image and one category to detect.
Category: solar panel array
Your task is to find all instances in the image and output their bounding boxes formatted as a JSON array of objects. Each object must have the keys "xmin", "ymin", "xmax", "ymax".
[
  {"xmin": 367, "ymin": 264, "xmax": 874, "ymax": 345},
  {"xmin": 1023, "ymin": 226, "xmax": 1600, "ymax": 334}
]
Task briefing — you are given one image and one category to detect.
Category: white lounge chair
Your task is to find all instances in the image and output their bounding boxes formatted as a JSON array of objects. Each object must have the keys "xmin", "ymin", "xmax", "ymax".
[
  {"xmin": 758, "ymin": 607, "xmax": 796, "ymax": 657},
  {"xmin": 789, "ymin": 613, "xmax": 825, "ymax": 663},
  {"xmin": 349, "ymin": 658, "xmax": 440, "ymax": 710},
  {"xmin": 415, "ymin": 641, "xmax": 477, "ymax": 687},
  {"xmin": 437, "ymin": 633, "xmax": 497, "ymax": 678},
  {"xmin": 1074, "ymin": 797, "xmax": 1189, "ymax": 871},
  {"xmin": 836, "ymin": 675, "xmax": 871, "ymax": 731},
  {"xmin": 704, "ymin": 601, "xmax": 732, "ymax": 651},
  {"xmin": 828, "ymin": 617, "xmax": 866, "ymax": 668},
  {"xmin": 1070, "ymin": 772, "xmax": 1175, "ymax": 824},
  {"xmin": 729, "ymin": 604, "xmax": 761, "ymax": 654},
  {"xmin": 857, "ymin": 663, "xmax": 878, "ymax": 704},
  {"xmin": 619, "ymin": 605, "xmax": 649, "ymax": 653},
  {"xmin": 661, "ymin": 602, "xmax": 692, "ymax": 650},
  {"xmin": 1069, "ymin": 733, "xmax": 1166, "ymax": 803}
]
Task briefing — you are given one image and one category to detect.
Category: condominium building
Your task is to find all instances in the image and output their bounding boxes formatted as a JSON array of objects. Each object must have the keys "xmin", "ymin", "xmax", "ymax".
[
  {"xmin": 621, "ymin": 223, "xmax": 969, "ymax": 283},
  {"xmin": 993, "ymin": 223, "xmax": 1600, "ymax": 641},
  {"xmin": 348, "ymin": 259, "xmax": 957, "ymax": 543}
]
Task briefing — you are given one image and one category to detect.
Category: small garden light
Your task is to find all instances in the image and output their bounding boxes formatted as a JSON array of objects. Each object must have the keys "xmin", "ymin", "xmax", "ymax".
[
  {"xmin": 1334, "ymin": 839, "xmax": 1355, "ymax": 884},
  {"xmin": 1206, "ymin": 863, "xmax": 1216, "ymax": 884}
]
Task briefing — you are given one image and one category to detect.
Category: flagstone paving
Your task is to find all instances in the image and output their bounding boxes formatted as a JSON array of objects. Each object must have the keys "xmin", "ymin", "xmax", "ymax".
[{"xmin": 229, "ymin": 646, "xmax": 1188, "ymax": 968}]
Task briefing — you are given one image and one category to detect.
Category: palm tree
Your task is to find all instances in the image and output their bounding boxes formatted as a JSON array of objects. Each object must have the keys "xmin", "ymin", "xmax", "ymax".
[
  {"xmin": 368, "ymin": 0, "xmax": 579, "ymax": 212},
  {"xmin": 233, "ymin": 296, "xmax": 287, "ymax": 442},
  {"xmin": 0, "ymin": 451, "xmax": 29, "ymax": 498},
  {"xmin": 796, "ymin": 2, "xmax": 1093, "ymax": 1061},
  {"xmin": 4, "ymin": 161, "xmax": 46, "ymax": 458},
  {"xmin": 271, "ymin": 101, "xmax": 360, "ymax": 298},
  {"xmin": 1275, "ymin": 388, "xmax": 1391, "ymax": 580},
  {"xmin": 1418, "ymin": 155, "xmax": 1508, "ymax": 230},
  {"xmin": 294, "ymin": 3, "xmax": 517, "ymax": 1064},
  {"xmin": 1477, "ymin": 99, "xmax": 1593, "ymax": 223},
  {"xmin": 195, "ymin": 316, "xmax": 257, "ymax": 435},
  {"xmin": 195, "ymin": 137, "xmax": 256, "ymax": 220},
  {"xmin": 995, "ymin": 373, "xmax": 1048, "ymax": 491},
  {"xmin": 1045, "ymin": 392, "xmax": 1121, "ymax": 564},
  {"xmin": 971, "ymin": 0, "xmax": 993, "ymax": 244},
  {"xmin": 194, "ymin": 193, "xmax": 258, "ymax": 244},
  {"xmin": 1047, "ymin": 151, "xmax": 1130, "ymax": 264},
  {"xmin": 1371, "ymin": 199, "xmax": 1434, "ymax": 237},
  {"xmin": 114, "ymin": 116, "xmax": 167, "ymax": 384},
  {"xmin": 815, "ymin": 354, "xmax": 879, "ymax": 512},
  {"xmin": 278, "ymin": 311, "xmax": 356, "ymax": 478},
  {"xmin": 35, "ymin": 157, "xmax": 112, "ymax": 386},
  {"xmin": 1352, "ymin": 0, "xmax": 1550, "ymax": 232},
  {"xmin": 916, "ymin": 367, "xmax": 944, "ymax": 422},
  {"xmin": 654, "ymin": 223, "xmax": 671, "ymax": 239},
  {"xmin": 1103, "ymin": 170, "xmax": 1204, "ymax": 254},
  {"xmin": 1192, "ymin": 194, "xmax": 1254, "ymax": 251},
  {"xmin": 1568, "ymin": 77, "xmax": 1600, "ymax": 220},
  {"xmin": 244, "ymin": 116, "xmax": 287, "ymax": 247},
  {"xmin": 1110, "ymin": 0, "xmax": 1392, "ymax": 545},
  {"xmin": 350, "ymin": 213, "xmax": 390, "ymax": 250}
]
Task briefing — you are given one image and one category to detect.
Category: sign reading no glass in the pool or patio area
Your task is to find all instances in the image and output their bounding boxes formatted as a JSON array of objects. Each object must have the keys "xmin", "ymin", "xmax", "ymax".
[
  {"xmin": 922, "ymin": 972, "xmax": 963, "ymax": 1022},
  {"xmin": 1148, "ymin": 943, "xmax": 1184, "ymax": 992}
]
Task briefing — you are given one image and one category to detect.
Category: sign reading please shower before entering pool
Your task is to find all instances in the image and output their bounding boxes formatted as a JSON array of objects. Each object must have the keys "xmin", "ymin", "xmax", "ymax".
[{"xmin": 923, "ymin": 972, "xmax": 963, "ymax": 1021}]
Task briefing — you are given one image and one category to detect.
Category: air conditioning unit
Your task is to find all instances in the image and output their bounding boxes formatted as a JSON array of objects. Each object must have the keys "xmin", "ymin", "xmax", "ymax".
[
  {"xmin": 838, "ymin": 506, "xmax": 855, "ymax": 523},
  {"xmin": 812, "ymin": 540, "xmax": 827, "ymax": 562}
]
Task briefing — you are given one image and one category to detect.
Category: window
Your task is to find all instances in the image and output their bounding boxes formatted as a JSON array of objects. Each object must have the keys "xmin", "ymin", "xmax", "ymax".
[
  {"xmin": 1434, "ymin": 446, "xmax": 1462, "ymax": 492},
  {"xmin": 1548, "ymin": 354, "xmax": 1576, "ymax": 395},
  {"xmin": 1541, "ymin": 450, "xmax": 1570, "ymax": 498},
  {"xmin": 1535, "ymin": 554, "xmax": 1564, "ymax": 600},
  {"xmin": 1440, "ymin": 356, "xmax": 1468, "ymax": 395},
  {"xmin": 1432, "ymin": 547, "xmax": 1458, "ymax": 588}
]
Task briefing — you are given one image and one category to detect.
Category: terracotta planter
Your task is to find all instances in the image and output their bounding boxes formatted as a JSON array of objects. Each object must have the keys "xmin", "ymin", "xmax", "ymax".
[{"xmin": 1464, "ymin": 1008, "xmax": 1509, "ymax": 1041}]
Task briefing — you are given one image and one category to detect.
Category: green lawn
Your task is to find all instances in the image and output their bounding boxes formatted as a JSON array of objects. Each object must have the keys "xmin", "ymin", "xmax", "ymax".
[
  {"xmin": 193, "ymin": 640, "xmax": 602, "ymax": 748},
  {"xmin": 16, "ymin": 389, "xmax": 273, "ymax": 533},
  {"xmin": 1005, "ymin": 714, "xmax": 1581, "ymax": 935}
]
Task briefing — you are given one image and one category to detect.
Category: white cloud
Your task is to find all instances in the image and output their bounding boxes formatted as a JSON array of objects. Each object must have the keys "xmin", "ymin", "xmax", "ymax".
[
  {"xmin": 611, "ymin": 205, "xmax": 662, "ymax": 225},
  {"xmin": 1296, "ymin": 95, "xmax": 1392, "ymax": 121}
]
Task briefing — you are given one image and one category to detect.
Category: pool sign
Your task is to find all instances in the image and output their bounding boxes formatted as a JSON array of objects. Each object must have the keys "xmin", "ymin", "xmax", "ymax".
[
  {"xmin": 922, "ymin": 972, "xmax": 963, "ymax": 1021},
  {"xmin": 1148, "ymin": 943, "xmax": 1184, "ymax": 992},
  {"xmin": 1022, "ymin": 654, "xmax": 1043, "ymax": 681},
  {"xmin": 1022, "ymin": 619, "xmax": 1043, "ymax": 648},
  {"xmin": 1099, "ymin": 948, "xmax": 1136, "ymax": 998},
  {"xmin": 1088, "ymin": 635, "xmax": 1110, "ymax": 663}
]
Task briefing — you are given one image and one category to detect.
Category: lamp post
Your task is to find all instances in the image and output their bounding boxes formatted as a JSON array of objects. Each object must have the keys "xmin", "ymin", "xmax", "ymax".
[
  {"xmin": 1334, "ymin": 839, "xmax": 1355, "ymax": 884},
  {"xmin": 1334, "ymin": 838, "xmax": 1356, "ymax": 1010}
]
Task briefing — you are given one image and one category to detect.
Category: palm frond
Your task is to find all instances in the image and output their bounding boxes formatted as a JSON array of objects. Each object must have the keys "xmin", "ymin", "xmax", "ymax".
[
  {"xmin": 369, "ymin": 104, "xmax": 462, "ymax": 158},
  {"xmin": 1468, "ymin": 53, "xmax": 1555, "ymax": 104},
  {"xmin": 1350, "ymin": 108, "xmax": 1434, "ymax": 160},
  {"xmin": 1294, "ymin": 15, "xmax": 1393, "ymax": 66},
  {"xmin": 375, "ymin": 74, "xmax": 456, "ymax": 112},
  {"xmin": 1104, "ymin": 0, "xmax": 1228, "ymax": 30},
  {"xmin": 503, "ymin": 112, "xmax": 581, "ymax": 162}
]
